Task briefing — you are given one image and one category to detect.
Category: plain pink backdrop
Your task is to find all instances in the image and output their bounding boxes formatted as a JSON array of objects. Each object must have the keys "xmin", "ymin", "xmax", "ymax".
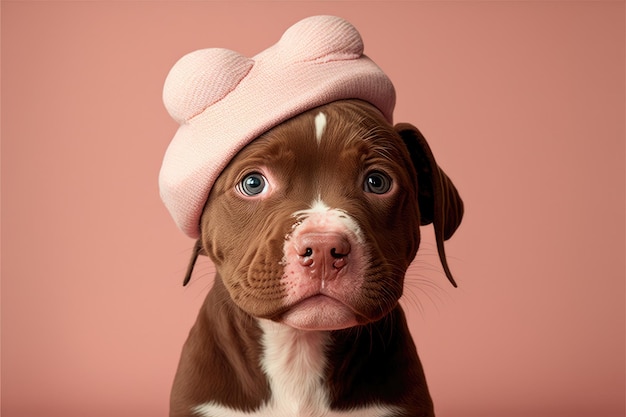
[{"xmin": 1, "ymin": 1, "xmax": 624, "ymax": 416}]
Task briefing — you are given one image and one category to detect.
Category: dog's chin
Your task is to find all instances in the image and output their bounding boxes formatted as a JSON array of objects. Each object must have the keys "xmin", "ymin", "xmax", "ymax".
[{"xmin": 279, "ymin": 295, "xmax": 360, "ymax": 331}]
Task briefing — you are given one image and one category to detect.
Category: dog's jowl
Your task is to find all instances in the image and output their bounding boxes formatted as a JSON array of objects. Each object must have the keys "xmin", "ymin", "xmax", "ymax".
[{"xmin": 160, "ymin": 16, "xmax": 463, "ymax": 417}]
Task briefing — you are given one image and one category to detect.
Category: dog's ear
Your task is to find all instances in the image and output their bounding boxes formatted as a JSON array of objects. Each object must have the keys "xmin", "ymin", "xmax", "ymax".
[
  {"xmin": 395, "ymin": 123, "xmax": 463, "ymax": 287},
  {"xmin": 183, "ymin": 239, "xmax": 206, "ymax": 286}
]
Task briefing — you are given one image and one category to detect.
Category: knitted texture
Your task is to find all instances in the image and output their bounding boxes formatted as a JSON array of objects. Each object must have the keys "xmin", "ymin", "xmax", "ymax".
[{"xmin": 159, "ymin": 15, "xmax": 396, "ymax": 238}]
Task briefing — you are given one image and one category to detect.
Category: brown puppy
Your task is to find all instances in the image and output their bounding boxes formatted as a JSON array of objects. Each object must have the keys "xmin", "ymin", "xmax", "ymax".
[{"xmin": 171, "ymin": 99, "xmax": 463, "ymax": 417}]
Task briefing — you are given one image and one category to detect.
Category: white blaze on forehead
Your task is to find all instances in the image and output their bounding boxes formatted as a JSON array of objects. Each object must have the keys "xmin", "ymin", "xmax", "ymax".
[
  {"xmin": 314, "ymin": 112, "xmax": 327, "ymax": 144},
  {"xmin": 310, "ymin": 198, "xmax": 330, "ymax": 213},
  {"xmin": 292, "ymin": 199, "xmax": 364, "ymax": 244}
]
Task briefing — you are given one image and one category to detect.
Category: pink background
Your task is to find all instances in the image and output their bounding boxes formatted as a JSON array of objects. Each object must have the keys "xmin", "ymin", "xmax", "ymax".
[{"xmin": 2, "ymin": 1, "xmax": 624, "ymax": 416}]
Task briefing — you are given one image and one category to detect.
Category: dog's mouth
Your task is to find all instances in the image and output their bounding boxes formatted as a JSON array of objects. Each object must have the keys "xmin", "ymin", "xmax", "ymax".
[{"xmin": 278, "ymin": 293, "xmax": 363, "ymax": 331}]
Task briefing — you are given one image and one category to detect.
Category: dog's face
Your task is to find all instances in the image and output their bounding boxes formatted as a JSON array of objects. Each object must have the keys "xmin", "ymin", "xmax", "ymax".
[{"xmin": 197, "ymin": 99, "xmax": 461, "ymax": 331}]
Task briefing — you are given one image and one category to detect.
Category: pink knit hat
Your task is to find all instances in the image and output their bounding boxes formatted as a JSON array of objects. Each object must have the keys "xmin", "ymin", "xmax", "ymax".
[{"xmin": 159, "ymin": 15, "xmax": 396, "ymax": 238}]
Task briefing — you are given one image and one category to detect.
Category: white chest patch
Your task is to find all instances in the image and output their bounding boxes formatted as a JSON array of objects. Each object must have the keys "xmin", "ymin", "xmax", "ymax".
[
  {"xmin": 314, "ymin": 112, "xmax": 327, "ymax": 145},
  {"xmin": 193, "ymin": 319, "xmax": 400, "ymax": 417}
]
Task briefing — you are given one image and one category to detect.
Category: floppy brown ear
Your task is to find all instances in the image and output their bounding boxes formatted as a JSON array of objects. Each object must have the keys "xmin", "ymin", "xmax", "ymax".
[
  {"xmin": 182, "ymin": 239, "xmax": 206, "ymax": 286},
  {"xmin": 395, "ymin": 123, "xmax": 464, "ymax": 287}
]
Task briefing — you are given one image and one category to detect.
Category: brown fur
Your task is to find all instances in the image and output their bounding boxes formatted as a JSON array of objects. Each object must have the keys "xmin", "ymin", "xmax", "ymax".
[{"xmin": 171, "ymin": 99, "xmax": 463, "ymax": 417}]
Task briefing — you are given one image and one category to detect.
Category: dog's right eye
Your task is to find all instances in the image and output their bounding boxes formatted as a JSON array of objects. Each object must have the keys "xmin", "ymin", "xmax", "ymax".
[
  {"xmin": 238, "ymin": 173, "xmax": 268, "ymax": 196},
  {"xmin": 364, "ymin": 171, "xmax": 392, "ymax": 195}
]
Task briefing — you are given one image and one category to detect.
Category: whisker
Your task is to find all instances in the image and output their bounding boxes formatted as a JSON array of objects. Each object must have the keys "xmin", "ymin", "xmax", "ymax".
[{"xmin": 401, "ymin": 259, "xmax": 453, "ymax": 317}]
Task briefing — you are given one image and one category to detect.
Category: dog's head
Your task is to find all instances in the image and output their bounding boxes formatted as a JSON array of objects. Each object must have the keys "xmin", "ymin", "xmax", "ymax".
[
  {"xmin": 160, "ymin": 16, "xmax": 463, "ymax": 331},
  {"xmin": 186, "ymin": 99, "xmax": 462, "ymax": 330}
]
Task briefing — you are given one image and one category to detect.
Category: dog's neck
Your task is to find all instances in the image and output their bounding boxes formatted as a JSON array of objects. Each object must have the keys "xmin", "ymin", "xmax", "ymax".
[
  {"xmin": 257, "ymin": 320, "xmax": 331, "ymax": 414},
  {"xmin": 193, "ymin": 284, "xmax": 405, "ymax": 417}
]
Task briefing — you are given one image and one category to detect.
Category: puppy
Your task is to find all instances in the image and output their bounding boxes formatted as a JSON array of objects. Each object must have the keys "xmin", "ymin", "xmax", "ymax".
[{"xmin": 169, "ymin": 99, "xmax": 463, "ymax": 417}]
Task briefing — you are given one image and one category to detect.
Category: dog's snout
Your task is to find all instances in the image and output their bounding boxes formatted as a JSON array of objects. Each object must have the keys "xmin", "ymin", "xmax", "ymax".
[{"xmin": 296, "ymin": 233, "xmax": 351, "ymax": 271}]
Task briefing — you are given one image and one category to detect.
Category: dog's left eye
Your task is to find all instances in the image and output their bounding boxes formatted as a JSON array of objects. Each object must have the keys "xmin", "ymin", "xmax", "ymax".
[
  {"xmin": 239, "ymin": 173, "xmax": 268, "ymax": 196},
  {"xmin": 364, "ymin": 171, "xmax": 392, "ymax": 194}
]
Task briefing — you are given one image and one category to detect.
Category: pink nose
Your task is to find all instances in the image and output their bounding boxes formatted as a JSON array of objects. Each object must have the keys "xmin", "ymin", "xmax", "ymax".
[{"xmin": 296, "ymin": 232, "xmax": 351, "ymax": 272}]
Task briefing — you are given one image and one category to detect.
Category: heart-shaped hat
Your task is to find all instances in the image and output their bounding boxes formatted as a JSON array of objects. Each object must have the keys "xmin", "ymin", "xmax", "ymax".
[{"xmin": 159, "ymin": 15, "xmax": 396, "ymax": 238}]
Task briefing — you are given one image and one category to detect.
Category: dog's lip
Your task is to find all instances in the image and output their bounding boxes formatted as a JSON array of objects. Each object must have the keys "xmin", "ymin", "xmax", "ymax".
[
  {"xmin": 290, "ymin": 291, "xmax": 351, "ymax": 310},
  {"xmin": 277, "ymin": 292, "xmax": 369, "ymax": 330},
  {"xmin": 297, "ymin": 293, "xmax": 343, "ymax": 305}
]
